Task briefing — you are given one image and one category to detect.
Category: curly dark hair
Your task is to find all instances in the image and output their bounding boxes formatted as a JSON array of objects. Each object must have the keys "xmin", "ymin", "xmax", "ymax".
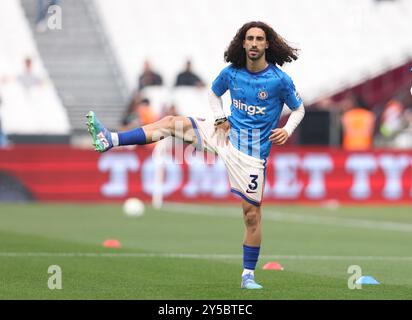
[{"xmin": 224, "ymin": 21, "xmax": 299, "ymax": 68}]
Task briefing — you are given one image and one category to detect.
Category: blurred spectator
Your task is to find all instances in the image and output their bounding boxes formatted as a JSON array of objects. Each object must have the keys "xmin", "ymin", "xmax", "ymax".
[
  {"xmin": 163, "ymin": 104, "xmax": 178, "ymax": 117},
  {"xmin": 340, "ymin": 93, "xmax": 368, "ymax": 113},
  {"xmin": 121, "ymin": 93, "xmax": 142, "ymax": 129},
  {"xmin": 0, "ymin": 90, "xmax": 9, "ymax": 147},
  {"xmin": 137, "ymin": 98, "xmax": 158, "ymax": 125},
  {"xmin": 175, "ymin": 60, "xmax": 205, "ymax": 87},
  {"xmin": 341, "ymin": 95, "xmax": 376, "ymax": 150},
  {"xmin": 138, "ymin": 60, "xmax": 163, "ymax": 91},
  {"xmin": 396, "ymin": 107, "xmax": 412, "ymax": 148},
  {"xmin": 17, "ymin": 57, "xmax": 43, "ymax": 91},
  {"xmin": 377, "ymin": 96, "xmax": 412, "ymax": 148},
  {"xmin": 379, "ymin": 98, "xmax": 406, "ymax": 138},
  {"xmin": 36, "ymin": 0, "xmax": 60, "ymax": 33},
  {"xmin": 121, "ymin": 96, "xmax": 158, "ymax": 131}
]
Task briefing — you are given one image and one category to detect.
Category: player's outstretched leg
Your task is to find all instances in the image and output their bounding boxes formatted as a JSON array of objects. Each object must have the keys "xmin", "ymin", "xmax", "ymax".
[
  {"xmin": 241, "ymin": 200, "xmax": 263, "ymax": 289},
  {"xmin": 86, "ymin": 111, "xmax": 197, "ymax": 153}
]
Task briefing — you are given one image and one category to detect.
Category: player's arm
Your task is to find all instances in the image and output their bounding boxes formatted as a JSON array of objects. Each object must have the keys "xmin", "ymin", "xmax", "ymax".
[
  {"xmin": 269, "ymin": 103, "xmax": 305, "ymax": 145},
  {"xmin": 208, "ymin": 90, "xmax": 230, "ymax": 145},
  {"xmin": 208, "ymin": 89, "xmax": 226, "ymax": 120},
  {"xmin": 209, "ymin": 67, "xmax": 231, "ymax": 144}
]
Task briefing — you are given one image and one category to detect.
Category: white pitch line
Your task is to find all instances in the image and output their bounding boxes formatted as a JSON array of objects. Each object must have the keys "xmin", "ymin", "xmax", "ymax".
[
  {"xmin": 162, "ymin": 203, "xmax": 412, "ymax": 233},
  {"xmin": 1, "ymin": 252, "xmax": 412, "ymax": 261}
]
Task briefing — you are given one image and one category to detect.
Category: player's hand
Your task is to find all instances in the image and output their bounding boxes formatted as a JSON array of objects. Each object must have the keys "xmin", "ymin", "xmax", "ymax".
[
  {"xmin": 213, "ymin": 121, "xmax": 230, "ymax": 147},
  {"xmin": 269, "ymin": 128, "xmax": 289, "ymax": 145}
]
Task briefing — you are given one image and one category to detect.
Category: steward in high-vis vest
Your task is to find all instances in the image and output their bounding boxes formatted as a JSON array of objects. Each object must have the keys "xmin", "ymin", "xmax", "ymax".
[{"xmin": 342, "ymin": 105, "xmax": 376, "ymax": 150}]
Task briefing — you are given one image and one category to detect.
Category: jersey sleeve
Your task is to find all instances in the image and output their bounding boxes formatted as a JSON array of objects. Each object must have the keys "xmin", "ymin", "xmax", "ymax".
[
  {"xmin": 211, "ymin": 67, "xmax": 229, "ymax": 97},
  {"xmin": 280, "ymin": 74, "xmax": 303, "ymax": 110}
]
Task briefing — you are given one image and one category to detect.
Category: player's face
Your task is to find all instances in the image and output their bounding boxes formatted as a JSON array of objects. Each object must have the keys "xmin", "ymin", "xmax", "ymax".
[{"xmin": 243, "ymin": 27, "xmax": 268, "ymax": 61}]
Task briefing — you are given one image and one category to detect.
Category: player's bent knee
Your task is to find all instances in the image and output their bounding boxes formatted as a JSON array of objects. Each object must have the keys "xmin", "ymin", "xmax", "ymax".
[
  {"xmin": 164, "ymin": 116, "xmax": 191, "ymax": 132},
  {"xmin": 167, "ymin": 116, "xmax": 196, "ymax": 143},
  {"xmin": 243, "ymin": 210, "xmax": 260, "ymax": 229},
  {"xmin": 161, "ymin": 115, "xmax": 175, "ymax": 130}
]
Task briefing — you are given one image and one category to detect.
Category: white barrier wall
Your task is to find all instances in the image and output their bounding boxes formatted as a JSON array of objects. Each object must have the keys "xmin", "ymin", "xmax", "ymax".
[
  {"xmin": 0, "ymin": 0, "xmax": 70, "ymax": 135},
  {"xmin": 96, "ymin": 0, "xmax": 412, "ymax": 104}
]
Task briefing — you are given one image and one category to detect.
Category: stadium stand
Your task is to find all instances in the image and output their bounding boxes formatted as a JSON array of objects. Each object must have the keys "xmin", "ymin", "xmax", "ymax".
[
  {"xmin": 95, "ymin": 0, "xmax": 412, "ymax": 109},
  {"xmin": 3, "ymin": 0, "xmax": 410, "ymax": 140},
  {"xmin": 0, "ymin": 0, "xmax": 70, "ymax": 140},
  {"xmin": 20, "ymin": 0, "xmax": 129, "ymax": 134}
]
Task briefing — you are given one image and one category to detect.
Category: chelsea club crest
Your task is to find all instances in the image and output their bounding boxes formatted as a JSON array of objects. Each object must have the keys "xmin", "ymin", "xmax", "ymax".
[{"xmin": 258, "ymin": 90, "xmax": 268, "ymax": 100}]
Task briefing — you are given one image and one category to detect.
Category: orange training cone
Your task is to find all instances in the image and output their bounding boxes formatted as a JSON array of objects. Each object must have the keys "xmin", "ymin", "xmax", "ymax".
[
  {"xmin": 103, "ymin": 239, "xmax": 122, "ymax": 248},
  {"xmin": 263, "ymin": 262, "xmax": 284, "ymax": 270}
]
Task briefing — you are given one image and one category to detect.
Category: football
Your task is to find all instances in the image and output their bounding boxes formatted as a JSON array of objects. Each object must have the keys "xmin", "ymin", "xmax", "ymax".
[{"xmin": 123, "ymin": 198, "xmax": 145, "ymax": 217}]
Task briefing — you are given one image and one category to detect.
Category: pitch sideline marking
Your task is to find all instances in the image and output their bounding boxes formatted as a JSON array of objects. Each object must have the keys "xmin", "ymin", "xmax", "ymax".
[
  {"xmin": 162, "ymin": 203, "xmax": 412, "ymax": 233},
  {"xmin": 1, "ymin": 252, "xmax": 412, "ymax": 261}
]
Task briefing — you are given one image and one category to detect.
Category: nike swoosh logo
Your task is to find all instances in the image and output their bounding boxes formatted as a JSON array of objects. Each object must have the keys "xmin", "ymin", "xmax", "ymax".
[{"xmin": 246, "ymin": 190, "xmax": 257, "ymax": 194}]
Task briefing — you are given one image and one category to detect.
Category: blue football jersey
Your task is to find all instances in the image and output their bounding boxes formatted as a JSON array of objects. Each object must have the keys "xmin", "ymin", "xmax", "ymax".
[{"xmin": 211, "ymin": 63, "xmax": 302, "ymax": 159}]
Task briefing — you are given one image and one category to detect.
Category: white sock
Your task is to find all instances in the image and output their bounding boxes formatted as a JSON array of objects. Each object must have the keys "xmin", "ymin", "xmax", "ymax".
[
  {"xmin": 242, "ymin": 269, "xmax": 254, "ymax": 277},
  {"xmin": 111, "ymin": 132, "xmax": 119, "ymax": 146}
]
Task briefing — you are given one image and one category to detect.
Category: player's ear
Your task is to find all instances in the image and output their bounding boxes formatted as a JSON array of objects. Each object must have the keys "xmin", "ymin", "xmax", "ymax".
[
  {"xmin": 243, "ymin": 39, "xmax": 246, "ymax": 49},
  {"xmin": 265, "ymin": 41, "xmax": 269, "ymax": 49}
]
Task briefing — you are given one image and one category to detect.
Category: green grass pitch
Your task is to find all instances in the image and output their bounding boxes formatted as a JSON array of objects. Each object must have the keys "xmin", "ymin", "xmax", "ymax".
[{"xmin": 0, "ymin": 202, "xmax": 412, "ymax": 299}]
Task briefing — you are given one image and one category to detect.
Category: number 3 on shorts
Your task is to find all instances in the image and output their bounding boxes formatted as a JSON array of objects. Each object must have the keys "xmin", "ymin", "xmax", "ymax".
[{"xmin": 248, "ymin": 174, "xmax": 258, "ymax": 191}]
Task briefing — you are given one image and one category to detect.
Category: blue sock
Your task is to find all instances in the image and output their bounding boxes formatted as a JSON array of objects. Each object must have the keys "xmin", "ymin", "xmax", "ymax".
[
  {"xmin": 243, "ymin": 245, "xmax": 260, "ymax": 270},
  {"xmin": 118, "ymin": 128, "xmax": 147, "ymax": 146}
]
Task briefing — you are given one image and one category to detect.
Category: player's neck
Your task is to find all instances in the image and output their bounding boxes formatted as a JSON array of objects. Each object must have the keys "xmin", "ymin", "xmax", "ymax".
[{"xmin": 246, "ymin": 58, "xmax": 268, "ymax": 73}]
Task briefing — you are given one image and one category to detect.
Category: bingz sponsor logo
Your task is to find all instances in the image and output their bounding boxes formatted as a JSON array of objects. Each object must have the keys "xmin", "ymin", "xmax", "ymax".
[{"xmin": 232, "ymin": 99, "xmax": 266, "ymax": 116}]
